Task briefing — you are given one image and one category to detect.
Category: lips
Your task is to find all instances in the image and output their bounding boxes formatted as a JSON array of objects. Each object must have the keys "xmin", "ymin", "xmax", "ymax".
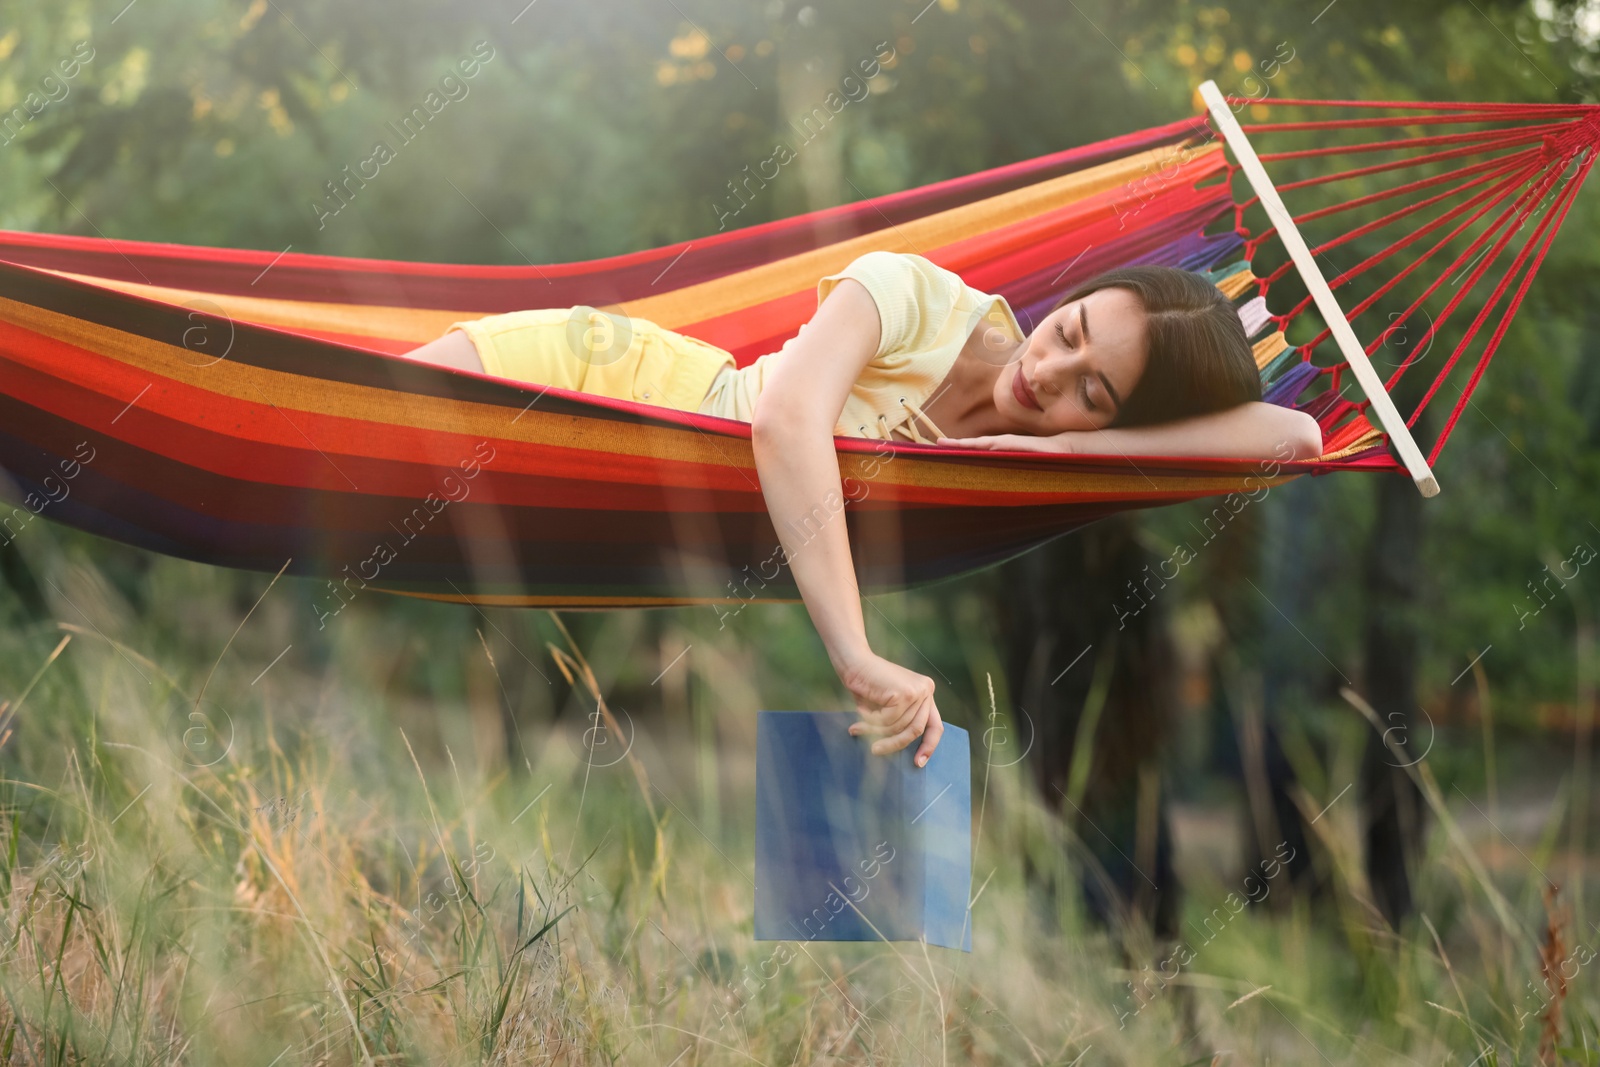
[{"xmin": 1010, "ymin": 364, "xmax": 1041, "ymax": 411}]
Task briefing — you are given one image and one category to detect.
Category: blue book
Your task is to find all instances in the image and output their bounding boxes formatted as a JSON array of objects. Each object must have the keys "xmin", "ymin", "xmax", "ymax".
[{"xmin": 753, "ymin": 709, "xmax": 972, "ymax": 951}]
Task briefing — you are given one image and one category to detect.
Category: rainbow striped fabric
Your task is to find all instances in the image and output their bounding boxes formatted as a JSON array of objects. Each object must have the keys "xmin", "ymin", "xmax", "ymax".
[{"xmin": 0, "ymin": 114, "xmax": 1387, "ymax": 608}]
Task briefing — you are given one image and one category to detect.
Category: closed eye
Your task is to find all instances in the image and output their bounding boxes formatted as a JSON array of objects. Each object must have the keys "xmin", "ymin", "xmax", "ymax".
[
  {"xmin": 1054, "ymin": 320, "xmax": 1073, "ymax": 349},
  {"xmin": 1079, "ymin": 376, "xmax": 1096, "ymax": 412}
]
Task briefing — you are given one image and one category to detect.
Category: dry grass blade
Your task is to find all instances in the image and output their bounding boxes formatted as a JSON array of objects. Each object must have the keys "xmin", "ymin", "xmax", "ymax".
[
  {"xmin": 1225, "ymin": 985, "xmax": 1272, "ymax": 1012},
  {"xmin": 544, "ymin": 611, "xmax": 659, "ymax": 825},
  {"xmin": 1538, "ymin": 882, "xmax": 1569, "ymax": 1066}
]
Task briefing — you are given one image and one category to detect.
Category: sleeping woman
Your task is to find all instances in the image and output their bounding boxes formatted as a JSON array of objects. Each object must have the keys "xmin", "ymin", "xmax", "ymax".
[{"xmin": 400, "ymin": 250, "xmax": 1324, "ymax": 769}]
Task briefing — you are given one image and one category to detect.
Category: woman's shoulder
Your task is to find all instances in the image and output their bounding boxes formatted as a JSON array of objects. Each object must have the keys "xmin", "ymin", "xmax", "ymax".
[{"xmin": 820, "ymin": 251, "xmax": 980, "ymax": 353}]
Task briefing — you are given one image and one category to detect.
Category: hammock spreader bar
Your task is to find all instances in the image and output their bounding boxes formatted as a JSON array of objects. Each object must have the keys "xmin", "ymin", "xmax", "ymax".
[{"xmin": 1200, "ymin": 80, "xmax": 1439, "ymax": 497}]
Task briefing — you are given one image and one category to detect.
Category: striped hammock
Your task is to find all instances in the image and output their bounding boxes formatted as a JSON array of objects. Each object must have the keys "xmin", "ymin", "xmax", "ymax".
[{"xmin": 0, "ymin": 94, "xmax": 1594, "ymax": 608}]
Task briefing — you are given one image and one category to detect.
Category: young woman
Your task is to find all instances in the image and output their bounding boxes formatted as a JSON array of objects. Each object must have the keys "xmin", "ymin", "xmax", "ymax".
[{"xmin": 401, "ymin": 251, "xmax": 1324, "ymax": 769}]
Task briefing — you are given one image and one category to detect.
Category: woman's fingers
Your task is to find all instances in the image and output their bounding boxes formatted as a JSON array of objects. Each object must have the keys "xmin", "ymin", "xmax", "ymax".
[
  {"xmin": 839, "ymin": 657, "xmax": 938, "ymax": 759},
  {"xmin": 849, "ymin": 701, "xmax": 916, "ymax": 737},
  {"xmin": 871, "ymin": 696, "xmax": 933, "ymax": 758},
  {"xmin": 851, "ymin": 681, "xmax": 931, "ymax": 731},
  {"xmin": 937, "ymin": 434, "xmax": 1060, "ymax": 453},
  {"xmin": 857, "ymin": 697, "xmax": 921, "ymax": 739},
  {"xmin": 849, "ymin": 700, "xmax": 944, "ymax": 767},
  {"xmin": 848, "ymin": 700, "xmax": 921, "ymax": 743},
  {"xmin": 913, "ymin": 706, "xmax": 944, "ymax": 767}
]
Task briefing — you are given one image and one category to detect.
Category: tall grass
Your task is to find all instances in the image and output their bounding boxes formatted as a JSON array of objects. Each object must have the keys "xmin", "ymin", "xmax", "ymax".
[{"xmin": 0, "ymin": 533, "xmax": 1595, "ymax": 1065}]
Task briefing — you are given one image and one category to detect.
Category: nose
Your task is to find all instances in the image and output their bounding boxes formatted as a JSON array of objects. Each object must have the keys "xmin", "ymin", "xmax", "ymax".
[{"xmin": 1031, "ymin": 347, "xmax": 1077, "ymax": 401}]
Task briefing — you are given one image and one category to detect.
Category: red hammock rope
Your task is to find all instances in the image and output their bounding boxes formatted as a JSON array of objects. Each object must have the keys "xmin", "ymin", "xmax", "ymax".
[{"xmin": 1209, "ymin": 95, "xmax": 1600, "ymax": 466}]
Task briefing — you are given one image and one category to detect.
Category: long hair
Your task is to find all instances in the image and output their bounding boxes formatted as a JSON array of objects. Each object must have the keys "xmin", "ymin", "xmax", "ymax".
[{"xmin": 1051, "ymin": 266, "xmax": 1260, "ymax": 428}]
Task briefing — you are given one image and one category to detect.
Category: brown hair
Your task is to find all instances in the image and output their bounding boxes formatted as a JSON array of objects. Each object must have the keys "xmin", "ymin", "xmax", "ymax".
[{"xmin": 1052, "ymin": 265, "xmax": 1260, "ymax": 427}]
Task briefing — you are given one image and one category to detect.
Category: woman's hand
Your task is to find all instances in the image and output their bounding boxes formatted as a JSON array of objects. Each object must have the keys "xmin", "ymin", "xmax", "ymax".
[
  {"xmin": 838, "ymin": 652, "xmax": 944, "ymax": 767},
  {"xmin": 936, "ymin": 432, "xmax": 1078, "ymax": 453}
]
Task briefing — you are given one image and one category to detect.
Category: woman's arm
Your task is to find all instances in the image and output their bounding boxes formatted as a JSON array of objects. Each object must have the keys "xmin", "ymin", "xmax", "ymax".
[
  {"xmin": 751, "ymin": 279, "xmax": 946, "ymax": 767},
  {"xmin": 940, "ymin": 400, "xmax": 1324, "ymax": 461}
]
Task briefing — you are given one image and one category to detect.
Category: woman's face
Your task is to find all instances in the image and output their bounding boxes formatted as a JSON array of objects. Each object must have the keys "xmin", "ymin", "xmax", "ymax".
[{"xmin": 993, "ymin": 286, "xmax": 1149, "ymax": 434}]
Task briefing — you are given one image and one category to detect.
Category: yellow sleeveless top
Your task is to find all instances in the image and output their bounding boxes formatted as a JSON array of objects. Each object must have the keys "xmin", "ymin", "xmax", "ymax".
[{"xmin": 446, "ymin": 251, "xmax": 1023, "ymax": 441}]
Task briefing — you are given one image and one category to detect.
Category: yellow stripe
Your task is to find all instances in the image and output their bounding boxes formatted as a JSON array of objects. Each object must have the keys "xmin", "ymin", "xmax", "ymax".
[
  {"xmin": 1252, "ymin": 330, "xmax": 1288, "ymax": 371},
  {"xmin": 1215, "ymin": 267, "xmax": 1257, "ymax": 300},
  {"xmin": 32, "ymin": 142, "xmax": 1224, "ymax": 345}
]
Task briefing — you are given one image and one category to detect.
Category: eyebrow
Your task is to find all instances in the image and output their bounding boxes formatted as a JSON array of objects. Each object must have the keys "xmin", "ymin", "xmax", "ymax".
[{"xmin": 1080, "ymin": 304, "xmax": 1122, "ymax": 412}]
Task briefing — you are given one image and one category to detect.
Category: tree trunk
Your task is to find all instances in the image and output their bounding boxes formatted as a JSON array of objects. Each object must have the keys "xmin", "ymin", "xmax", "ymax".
[
  {"xmin": 1360, "ymin": 458, "xmax": 1428, "ymax": 928},
  {"xmin": 989, "ymin": 514, "xmax": 1183, "ymax": 938}
]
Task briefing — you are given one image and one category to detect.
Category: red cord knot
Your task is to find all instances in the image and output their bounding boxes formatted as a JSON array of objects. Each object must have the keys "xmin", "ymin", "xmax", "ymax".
[{"xmin": 1544, "ymin": 107, "xmax": 1600, "ymax": 163}]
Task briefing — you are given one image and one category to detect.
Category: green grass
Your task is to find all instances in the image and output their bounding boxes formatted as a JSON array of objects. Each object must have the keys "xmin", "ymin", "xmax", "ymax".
[{"xmin": 0, "ymin": 536, "xmax": 1596, "ymax": 1065}]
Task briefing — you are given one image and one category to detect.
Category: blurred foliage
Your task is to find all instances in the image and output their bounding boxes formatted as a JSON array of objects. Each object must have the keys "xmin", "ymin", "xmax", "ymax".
[{"xmin": 4, "ymin": 5, "xmax": 1600, "ymax": 1061}]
